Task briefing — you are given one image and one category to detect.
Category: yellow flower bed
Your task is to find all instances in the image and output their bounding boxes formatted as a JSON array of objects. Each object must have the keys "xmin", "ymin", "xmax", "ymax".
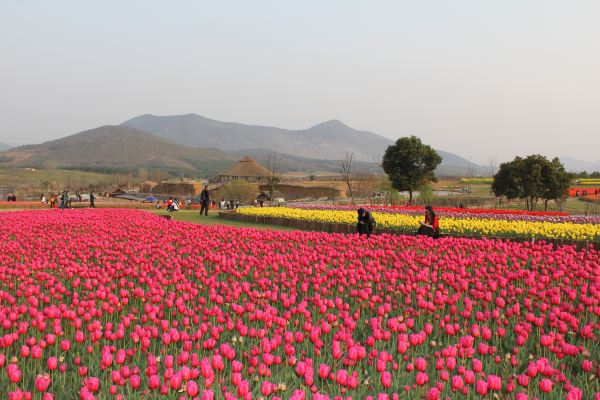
[{"xmin": 238, "ymin": 207, "xmax": 600, "ymax": 241}]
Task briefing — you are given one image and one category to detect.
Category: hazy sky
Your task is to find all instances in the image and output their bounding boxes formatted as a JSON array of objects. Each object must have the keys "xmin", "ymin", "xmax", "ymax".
[{"xmin": 1, "ymin": 0, "xmax": 599, "ymax": 164}]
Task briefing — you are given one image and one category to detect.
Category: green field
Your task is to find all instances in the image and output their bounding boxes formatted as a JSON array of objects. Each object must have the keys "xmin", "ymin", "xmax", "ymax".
[
  {"xmin": 0, "ymin": 168, "xmax": 118, "ymax": 194},
  {"xmin": 148, "ymin": 209, "xmax": 296, "ymax": 230}
]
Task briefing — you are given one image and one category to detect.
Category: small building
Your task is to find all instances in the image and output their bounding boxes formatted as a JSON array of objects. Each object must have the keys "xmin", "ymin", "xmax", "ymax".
[
  {"xmin": 153, "ymin": 180, "xmax": 205, "ymax": 196},
  {"xmin": 140, "ymin": 181, "xmax": 158, "ymax": 192},
  {"xmin": 219, "ymin": 156, "xmax": 271, "ymax": 183},
  {"xmin": 109, "ymin": 187, "xmax": 128, "ymax": 197}
]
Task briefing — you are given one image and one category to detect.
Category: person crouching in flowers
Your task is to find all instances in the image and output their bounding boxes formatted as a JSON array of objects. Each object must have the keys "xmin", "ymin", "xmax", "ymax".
[
  {"xmin": 418, "ymin": 205, "xmax": 440, "ymax": 238},
  {"xmin": 357, "ymin": 208, "xmax": 375, "ymax": 238}
]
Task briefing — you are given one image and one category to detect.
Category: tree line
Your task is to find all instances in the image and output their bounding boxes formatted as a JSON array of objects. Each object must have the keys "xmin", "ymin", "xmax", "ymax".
[{"xmin": 380, "ymin": 136, "xmax": 575, "ymax": 210}]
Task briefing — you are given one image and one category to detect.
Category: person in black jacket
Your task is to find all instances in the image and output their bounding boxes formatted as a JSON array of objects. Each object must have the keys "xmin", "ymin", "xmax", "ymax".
[
  {"xmin": 199, "ymin": 186, "xmax": 210, "ymax": 216},
  {"xmin": 357, "ymin": 208, "xmax": 375, "ymax": 238}
]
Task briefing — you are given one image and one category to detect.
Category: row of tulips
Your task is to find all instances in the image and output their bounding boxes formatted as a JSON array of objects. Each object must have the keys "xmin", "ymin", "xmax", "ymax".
[
  {"xmin": 238, "ymin": 207, "xmax": 600, "ymax": 241},
  {"xmin": 0, "ymin": 209, "xmax": 598, "ymax": 399},
  {"xmin": 287, "ymin": 205, "xmax": 600, "ymax": 224},
  {"xmin": 300, "ymin": 205, "xmax": 569, "ymax": 217}
]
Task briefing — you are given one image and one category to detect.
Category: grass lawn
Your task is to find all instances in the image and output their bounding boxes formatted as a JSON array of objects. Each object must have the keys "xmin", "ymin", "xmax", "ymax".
[{"xmin": 147, "ymin": 209, "xmax": 296, "ymax": 231}]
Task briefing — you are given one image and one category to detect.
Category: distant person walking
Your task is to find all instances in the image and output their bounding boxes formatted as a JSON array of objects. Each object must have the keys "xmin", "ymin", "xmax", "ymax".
[
  {"xmin": 59, "ymin": 192, "xmax": 66, "ymax": 209},
  {"xmin": 89, "ymin": 192, "xmax": 95, "ymax": 208},
  {"xmin": 357, "ymin": 208, "xmax": 376, "ymax": 239},
  {"xmin": 418, "ymin": 205, "xmax": 440, "ymax": 238},
  {"xmin": 200, "ymin": 186, "xmax": 210, "ymax": 216}
]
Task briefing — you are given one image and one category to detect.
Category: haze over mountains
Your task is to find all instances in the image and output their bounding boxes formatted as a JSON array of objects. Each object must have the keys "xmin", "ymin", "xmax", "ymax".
[
  {"xmin": 1, "ymin": 113, "xmax": 596, "ymax": 176},
  {"xmin": 560, "ymin": 157, "xmax": 600, "ymax": 174},
  {"xmin": 0, "ymin": 143, "xmax": 11, "ymax": 152},
  {"xmin": 122, "ymin": 114, "xmax": 392, "ymax": 162},
  {"xmin": 122, "ymin": 113, "xmax": 490, "ymax": 175}
]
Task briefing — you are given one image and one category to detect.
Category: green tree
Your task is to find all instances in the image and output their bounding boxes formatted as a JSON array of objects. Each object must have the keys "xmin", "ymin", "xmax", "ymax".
[
  {"xmin": 217, "ymin": 180, "xmax": 259, "ymax": 204},
  {"xmin": 492, "ymin": 155, "xmax": 572, "ymax": 211},
  {"xmin": 417, "ymin": 183, "xmax": 434, "ymax": 206},
  {"xmin": 491, "ymin": 159, "xmax": 522, "ymax": 201},
  {"xmin": 382, "ymin": 136, "xmax": 442, "ymax": 203},
  {"xmin": 540, "ymin": 158, "xmax": 573, "ymax": 211}
]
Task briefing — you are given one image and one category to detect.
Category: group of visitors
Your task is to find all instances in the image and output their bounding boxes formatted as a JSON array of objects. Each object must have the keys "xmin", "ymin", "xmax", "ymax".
[
  {"xmin": 41, "ymin": 191, "xmax": 95, "ymax": 208},
  {"xmin": 219, "ymin": 199, "xmax": 240, "ymax": 210},
  {"xmin": 165, "ymin": 197, "xmax": 180, "ymax": 212},
  {"xmin": 5, "ymin": 194, "xmax": 17, "ymax": 201},
  {"xmin": 357, "ymin": 205, "xmax": 440, "ymax": 239}
]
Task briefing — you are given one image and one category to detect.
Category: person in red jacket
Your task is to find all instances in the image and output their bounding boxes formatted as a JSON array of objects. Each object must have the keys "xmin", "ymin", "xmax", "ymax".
[{"xmin": 418, "ymin": 205, "xmax": 440, "ymax": 238}]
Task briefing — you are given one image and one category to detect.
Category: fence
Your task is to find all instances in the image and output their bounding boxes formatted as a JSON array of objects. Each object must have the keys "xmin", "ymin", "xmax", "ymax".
[{"xmin": 219, "ymin": 211, "xmax": 598, "ymax": 250}]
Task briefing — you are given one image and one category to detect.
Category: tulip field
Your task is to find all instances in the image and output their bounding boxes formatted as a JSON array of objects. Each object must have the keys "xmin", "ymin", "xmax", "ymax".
[
  {"xmin": 0, "ymin": 209, "xmax": 599, "ymax": 399},
  {"xmin": 238, "ymin": 206, "xmax": 600, "ymax": 242}
]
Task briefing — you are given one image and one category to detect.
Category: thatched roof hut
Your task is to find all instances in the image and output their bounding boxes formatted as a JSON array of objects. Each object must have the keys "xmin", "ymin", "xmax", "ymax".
[{"xmin": 219, "ymin": 156, "xmax": 271, "ymax": 182}]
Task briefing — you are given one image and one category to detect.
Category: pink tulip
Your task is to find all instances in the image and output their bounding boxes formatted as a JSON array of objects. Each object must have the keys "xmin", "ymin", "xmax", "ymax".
[
  {"xmin": 47, "ymin": 357, "xmax": 58, "ymax": 371},
  {"xmin": 538, "ymin": 378, "xmax": 553, "ymax": 393},
  {"xmin": 415, "ymin": 372, "xmax": 428, "ymax": 386},
  {"xmin": 451, "ymin": 375, "xmax": 464, "ymax": 391},
  {"xmin": 35, "ymin": 374, "xmax": 51, "ymax": 392},
  {"xmin": 476, "ymin": 380, "xmax": 488, "ymax": 395},
  {"xmin": 130, "ymin": 375, "xmax": 141, "ymax": 390},
  {"xmin": 415, "ymin": 357, "xmax": 427, "ymax": 372},
  {"xmin": 186, "ymin": 380, "xmax": 199, "ymax": 397},
  {"xmin": 7, "ymin": 364, "xmax": 21, "ymax": 383},
  {"xmin": 381, "ymin": 371, "xmax": 392, "ymax": 388}
]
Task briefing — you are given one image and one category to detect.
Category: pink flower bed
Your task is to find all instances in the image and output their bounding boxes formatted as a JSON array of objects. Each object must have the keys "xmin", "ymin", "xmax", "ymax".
[{"xmin": 0, "ymin": 209, "xmax": 598, "ymax": 399}]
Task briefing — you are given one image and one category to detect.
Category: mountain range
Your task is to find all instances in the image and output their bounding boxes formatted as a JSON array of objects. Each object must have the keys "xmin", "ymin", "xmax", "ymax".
[
  {"xmin": 122, "ymin": 114, "xmax": 392, "ymax": 162},
  {"xmin": 559, "ymin": 157, "xmax": 600, "ymax": 173},
  {"xmin": 0, "ymin": 142, "xmax": 11, "ymax": 152},
  {"xmin": 122, "ymin": 113, "xmax": 491, "ymax": 175},
  {"xmin": 8, "ymin": 113, "xmax": 596, "ymax": 177}
]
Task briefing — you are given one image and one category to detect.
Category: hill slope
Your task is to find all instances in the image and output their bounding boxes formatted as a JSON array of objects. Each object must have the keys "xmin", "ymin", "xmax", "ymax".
[
  {"xmin": 122, "ymin": 113, "xmax": 487, "ymax": 176},
  {"xmin": 122, "ymin": 114, "xmax": 392, "ymax": 162},
  {"xmin": 560, "ymin": 157, "xmax": 600, "ymax": 173},
  {"xmin": 0, "ymin": 126, "xmax": 238, "ymax": 175}
]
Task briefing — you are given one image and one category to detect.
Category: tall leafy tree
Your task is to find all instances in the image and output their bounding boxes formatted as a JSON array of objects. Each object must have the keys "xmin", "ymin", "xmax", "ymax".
[
  {"xmin": 492, "ymin": 155, "xmax": 573, "ymax": 211},
  {"xmin": 491, "ymin": 158, "xmax": 522, "ymax": 201},
  {"xmin": 382, "ymin": 136, "xmax": 442, "ymax": 203},
  {"xmin": 540, "ymin": 158, "xmax": 573, "ymax": 211}
]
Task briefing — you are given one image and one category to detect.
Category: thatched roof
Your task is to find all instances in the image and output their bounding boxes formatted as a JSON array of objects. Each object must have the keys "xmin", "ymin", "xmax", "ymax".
[{"xmin": 220, "ymin": 156, "xmax": 271, "ymax": 177}]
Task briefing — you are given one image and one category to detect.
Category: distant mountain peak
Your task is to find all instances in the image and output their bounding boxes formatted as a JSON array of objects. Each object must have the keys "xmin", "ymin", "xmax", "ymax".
[
  {"xmin": 120, "ymin": 113, "xmax": 489, "ymax": 175},
  {"xmin": 309, "ymin": 119, "xmax": 351, "ymax": 130}
]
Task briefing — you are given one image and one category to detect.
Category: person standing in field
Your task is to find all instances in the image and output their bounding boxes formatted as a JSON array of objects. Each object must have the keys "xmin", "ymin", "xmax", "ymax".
[
  {"xmin": 89, "ymin": 192, "xmax": 95, "ymax": 208},
  {"xmin": 357, "ymin": 208, "xmax": 375, "ymax": 238},
  {"xmin": 59, "ymin": 191, "xmax": 66, "ymax": 209},
  {"xmin": 200, "ymin": 185, "xmax": 210, "ymax": 216}
]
